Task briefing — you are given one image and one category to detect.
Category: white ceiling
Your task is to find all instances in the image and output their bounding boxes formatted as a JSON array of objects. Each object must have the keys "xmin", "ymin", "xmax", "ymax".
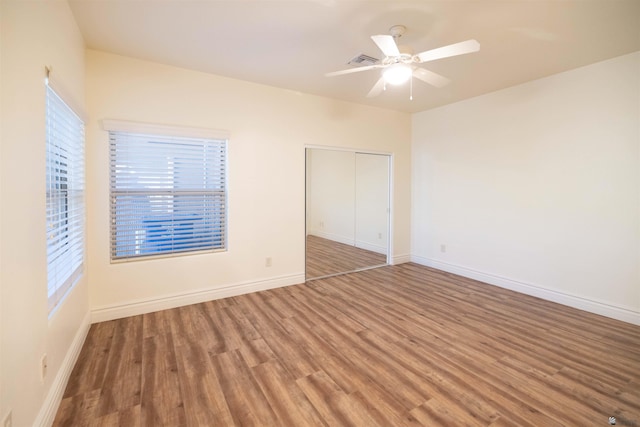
[{"xmin": 69, "ymin": 0, "xmax": 640, "ymax": 113}]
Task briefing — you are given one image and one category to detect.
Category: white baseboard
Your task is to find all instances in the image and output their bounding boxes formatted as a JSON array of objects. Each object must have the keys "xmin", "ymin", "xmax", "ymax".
[
  {"xmin": 411, "ymin": 255, "xmax": 640, "ymax": 326},
  {"xmin": 309, "ymin": 232, "xmax": 387, "ymax": 255},
  {"xmin": 391, "ymin": 254, "xmax": 411, "ymax": 265},
  {"xmin": 34, "ymin": 311, "xmax": 91, "ymax": 427},
  {"xmin": 309, "ymin": 231, "xmax": 354, "ymax": 246},
  {"xmin": 91, "ymin": 273, "xmax": 305, "ymax": 323},
  {"xmin": 354, "ymin": 239, "xmax": 387, "ymax": 255}
]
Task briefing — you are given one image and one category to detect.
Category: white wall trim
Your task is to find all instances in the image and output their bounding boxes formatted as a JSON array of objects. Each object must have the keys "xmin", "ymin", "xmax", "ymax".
[
  {"xmin": 101, "ymin": 119, "xmax": 230, "ymax": 140},
  {"xmin": 355, "ymin": 239, "xmax": 387, "ymax": 255},
  {"xmin": 391, "ymin": 254, "xmax": 411, "ymax": 265},
  {"xmin": 308, "ymin": 231, "xmax": 354, "ymax": 247},
  {"xmin": 304, "ymin": 144, "xmax": 393, "ymax": 157},
  {"xmin": 91, "ymin": 273, "xmax": 305, "ymax": 323},
  {"xmin": 308, "ymin": 232, "xmax": 387, "ymax": 255},
  {"xmin": 411, "ymin": 255, "xmax": 640, "ymax": 326},
  {"xmin": 34, "ymin": 311, "xmax": 91, "ymax": 427}
]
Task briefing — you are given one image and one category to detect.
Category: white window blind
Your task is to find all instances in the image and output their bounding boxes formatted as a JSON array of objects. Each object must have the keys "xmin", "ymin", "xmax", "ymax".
[
  {"xmin": 46, "ymin": 84, "xmax": 85, "ymax": 314},
  {"xmin": 109, "ymin": 130, "xmax": 227, "ymax": 261}
]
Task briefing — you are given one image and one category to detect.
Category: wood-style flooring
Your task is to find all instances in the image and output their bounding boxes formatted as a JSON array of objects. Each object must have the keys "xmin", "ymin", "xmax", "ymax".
[
  {"xmin": 54, "ymin": 263, "xmax": 640, "ymax": 426},
  {"xmin": 306, "ymin": 234, "xmax": 387, "ymax": 279}
]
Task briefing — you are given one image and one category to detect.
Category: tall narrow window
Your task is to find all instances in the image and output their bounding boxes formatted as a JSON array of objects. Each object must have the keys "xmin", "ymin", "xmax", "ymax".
[
  {"xmin": 108, "ymin": 125, "xmax": 227, "ymax": 261},
  {"xmin": 46, "ymin": 84, "xmax": 85, "ymax": 314}
]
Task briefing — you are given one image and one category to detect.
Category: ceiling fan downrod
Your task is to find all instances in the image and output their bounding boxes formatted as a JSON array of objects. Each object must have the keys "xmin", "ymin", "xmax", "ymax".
[{"xmin": 389, "ymin": 25, "xmax": 406, "ymax": 40}]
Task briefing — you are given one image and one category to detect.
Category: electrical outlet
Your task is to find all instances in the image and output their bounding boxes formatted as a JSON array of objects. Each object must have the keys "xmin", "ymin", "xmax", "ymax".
[
  {"xmin": 440, "ymin": 244, "xmax": 446, "ymax": 253},
  {"xmin": 265, "ymin": 257, "xmax": 272, "ymax": 267},
  {"xmin": 41, "ymin": 354, "xmax": 48, "ymax": 381},
  {"xmin": 319, "ymin": 221, "xmax": 324, "ymax": 229},
  {"xmin": 378, "ymin": 232, "xmax": 382, "ymax": 239},
  {"xmin": 3, "ymin": 411, "xmax": 12, "ymax": 427}
]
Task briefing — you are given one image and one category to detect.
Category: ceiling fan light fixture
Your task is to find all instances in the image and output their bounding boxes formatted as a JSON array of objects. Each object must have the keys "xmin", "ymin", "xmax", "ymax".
[{"xmin": 382, "ymin": 63, "xmax": 412, "ymax": 86}]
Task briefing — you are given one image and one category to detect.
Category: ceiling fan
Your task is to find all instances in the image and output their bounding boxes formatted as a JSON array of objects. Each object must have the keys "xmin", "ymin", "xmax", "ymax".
[{"xmin": 326, "ymin": 25, "xmax": 480, "ymax": 99}]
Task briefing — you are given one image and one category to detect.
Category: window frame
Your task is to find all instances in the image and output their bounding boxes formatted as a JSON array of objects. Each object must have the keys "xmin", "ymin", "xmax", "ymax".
[
  {"xmin": 46, "ymin": 83, "xmax": 85, "ymax": 314},
  {"xmin": 104, "ymin": 120, "xmax": 229, "ymax": 263}
]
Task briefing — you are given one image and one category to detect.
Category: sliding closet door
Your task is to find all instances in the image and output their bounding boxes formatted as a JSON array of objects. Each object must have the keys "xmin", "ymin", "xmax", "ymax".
[
  {"xmin": 306, "ymin": 149, "xmax": 355, "ymax": 244},
  {"xmin": 355, "ymin": 153, "xmax": 389, "ymax": 255},
  {"xmin": 306, "ymin": 148, "xmax": 390, "ymax": 280}
]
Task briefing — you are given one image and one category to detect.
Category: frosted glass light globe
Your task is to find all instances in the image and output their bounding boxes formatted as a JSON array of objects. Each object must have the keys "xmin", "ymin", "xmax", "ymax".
[{"xmin": 383, "ymin": 63, "xmax": 412, "ymax": 86}]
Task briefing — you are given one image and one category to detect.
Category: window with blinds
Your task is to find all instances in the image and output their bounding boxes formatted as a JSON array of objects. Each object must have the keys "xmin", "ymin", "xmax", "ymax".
[
  {"xmin": 109, "ymin": 129, "xmax": 227, "ymax": 261},
  {"xmin": 46, "ymin": 84, "xmax": 85, "ymax": 314}
]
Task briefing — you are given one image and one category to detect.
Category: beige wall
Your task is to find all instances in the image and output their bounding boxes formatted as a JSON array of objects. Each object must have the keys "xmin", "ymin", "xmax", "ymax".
[
  {"xmin": 0, "ymin": 1, "xmax": 89, "ymax": 425},
  {"xmin": 86, "ymin": 50, "xmax": 412, "ymax": 319},
  {"xmin": 412, "ymin": 52, "xmax": 640, "ymax": 324}
]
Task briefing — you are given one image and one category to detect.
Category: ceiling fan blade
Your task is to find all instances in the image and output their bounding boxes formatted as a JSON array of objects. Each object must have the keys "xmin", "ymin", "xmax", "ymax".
[
  {"xmin": 366, "ymin": 77, "xmax": 385, "ymax": 98},
  {"xmin": 371, "ymin": 35, "xmax": 400, "ymax": 57},
  {"xmin": 325, "ymin": 65, "xmax": 380, "ymax": 77},
  {"xmin": 416, "ymin": 39, "xmax": 480, "ymax": 63},
  {"xmin": 413, "ymin": 67, "xmax": 451, "ymax": 88}
]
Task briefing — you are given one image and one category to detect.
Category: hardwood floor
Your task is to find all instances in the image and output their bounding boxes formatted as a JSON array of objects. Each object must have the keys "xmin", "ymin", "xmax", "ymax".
[
  {"xmin": 54, "ymin": 263, "xmax": 640, "ymax": 426},
  {"xmin": 306, "ymin": 235, "xmax": 387, "ymax": 279}
]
